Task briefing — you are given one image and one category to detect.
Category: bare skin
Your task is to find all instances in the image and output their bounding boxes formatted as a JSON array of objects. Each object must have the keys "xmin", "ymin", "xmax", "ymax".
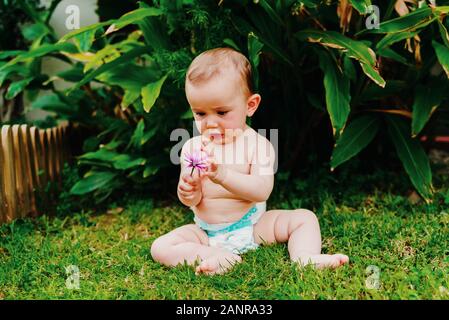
[{"xmin": 151, "ymin": 67, "xmax": 349, "ymax": 275}]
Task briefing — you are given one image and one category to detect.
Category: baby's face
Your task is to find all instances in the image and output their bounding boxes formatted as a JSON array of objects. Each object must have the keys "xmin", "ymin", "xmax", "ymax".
[{"xmin": 186, "ymin": 71, "xmax": 250, "ymax": 145}]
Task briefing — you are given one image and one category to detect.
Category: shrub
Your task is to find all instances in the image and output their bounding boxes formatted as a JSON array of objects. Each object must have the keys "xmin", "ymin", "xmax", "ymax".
[{"xmin": 2, "ymin": 0, "xmax": 449, "ymax": 203}]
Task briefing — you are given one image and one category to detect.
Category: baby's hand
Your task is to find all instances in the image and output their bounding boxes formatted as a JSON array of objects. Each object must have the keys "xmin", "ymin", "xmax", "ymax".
[
  {"xmin": 201, "ymin": 138, "xmax": 226, "ymax": 184},
  {"xmin": 178, "ymin": 170, "xmax": 201, "ymax": 200}
]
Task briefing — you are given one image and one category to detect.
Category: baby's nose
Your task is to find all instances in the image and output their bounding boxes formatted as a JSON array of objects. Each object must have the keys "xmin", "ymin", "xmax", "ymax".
[{"xmin": 205, "ymin": 117, "xmax": 218, "ymax": 128}]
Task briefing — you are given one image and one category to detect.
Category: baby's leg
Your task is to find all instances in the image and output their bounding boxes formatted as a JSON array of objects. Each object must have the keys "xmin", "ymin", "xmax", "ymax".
[
  {"xmin": 151, "ymin": 224, "xmax": 241, "ymax": 275},
  {"xmin": 253, "ymin": 209, "xmax": 349, "ymax": 269}
]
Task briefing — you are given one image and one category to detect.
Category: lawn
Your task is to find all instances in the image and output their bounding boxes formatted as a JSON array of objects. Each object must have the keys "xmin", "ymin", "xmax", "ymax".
[{"xmin": 0, "ymin": 169, "xmax": 448, "ymax": 300}]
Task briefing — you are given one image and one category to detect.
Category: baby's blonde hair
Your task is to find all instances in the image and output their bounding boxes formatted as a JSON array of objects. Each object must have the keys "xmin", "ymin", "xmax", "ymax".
[{"xmin": 185, "ymin": 47, "xmax": 254, "ymax": 96}]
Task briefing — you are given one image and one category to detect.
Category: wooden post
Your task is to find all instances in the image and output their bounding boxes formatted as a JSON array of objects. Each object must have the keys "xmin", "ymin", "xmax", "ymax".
[
  {"xmin": 29, "ymin": 127, "xmax": 42, "ymax": 189},
  {"xmin": 1, "ymin": 125, "xmax": 18, "ymax": 222},
  {"xmin": 38, "ymin": 129, "xmax": 49, "ymax": 189},
  {"xmin": 0, "ymin": 131, "xmax": 6, "ymax": 224},
  {"xmin": 12, "ymin": 125, "xmax": 31, "ymax": 219},
  {"xmin": 52, "ymin": 126, "xmax": 63, "ymax": 188},
  {"xmin": 45, "ymin": 128, "xmax": 56, "ymax": 183},
  {"xmin": 20, "ymin": 125, "xmax": 38, "ymax": 217}
]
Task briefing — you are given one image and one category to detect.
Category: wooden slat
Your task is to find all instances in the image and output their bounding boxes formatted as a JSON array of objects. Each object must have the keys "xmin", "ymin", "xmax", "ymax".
[
  {"xmin": 12, "ymin": 125, "xmax": 31, "ymax": 219},
  {"xmin": 1, "ymin": 125, "xmax": 18, "ymax": 222},
  {"xmin": 45, "ymin": 128, "xmax": 56, "ymax": 183},
  {"xmin": 38, "ymin": 129, "xmax": 50, "ymax": 188},
  {"xmin": 20, "ymin": 125, "xmax": 38, "ymax": 217},
  {"xmin": 1, "ymin": 122, "xmax": 70, "ymax": 224},
  {"xmin": 29, "ymin": 127, "xmax": 42, "ymax": 189},
  {"xmin": 52, "ymin": 126, "xmax": 63, "ymax": 188},
  {"xmin": 0, "ymin": 131, "xmax": 6, "ymax": 224}
]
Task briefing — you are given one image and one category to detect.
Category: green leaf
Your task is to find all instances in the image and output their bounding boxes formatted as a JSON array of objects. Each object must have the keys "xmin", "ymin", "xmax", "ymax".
[
  {"xmin": 121, "ymin": 90, "xmax": 140, "ymax": 110},
  {"xmin": 330, "ymin": 115, "xmax": 380, "ymax": 170},
  {"xmin": 5, "ymin": 77, "xmax": 33, "ymax": 99},
  {"xmin": 70, "ymin": 171, "xmax": 118, "ymax": 195},
  {"xmin": 58, "ymin": 21, "xmax": 112, "ymax": 43},
  {"xmin": 0, "ymin": 64, "xmax": 29, "ymax": 86},
  {"xmin": 437, "ymin": 19, "xmax": 449, "ymax": 48},
  {"xmin": 112, "ymin": 154, "xmax": 146, "ymax": 170},
  {"xmin": 433, "ymin": 40, "xmax": 449, "ymax": 78},
  {"xmin": 349, "ymin": 0, "xmax": 371, "ymax": 14},
  {"xmin": 143, "ymin": 165, "xmax": 159, "ymax": 178},
  {"xmin": 141, "ymin": 74, "xmax": 168, "ymax": 112},
  {"xmin": 79, "ymin": 148, "xmax": 119, "ymax": 162},
  {"xmin": 21, "ymin": 22, "xmax": 50, "ymax": 41},
  {"xmin": 386, "ymin": 115, "xmax": 433, "ymax": 201},
  {"xmin": 411, "ymin": 83, "xmax": 446, "ymax": 137},
  {"xmin": 376, "ymin": 31, "xmax": 418, "ymax": 50},
  {"xmin": 0, "ymin": 51, "xmax": 25, "ymax": 59},
  {"xmin": 361, "ymin": 6, "xmax": 435, "ymax": 34},
  {"xmin": 105, "ymin": 8, "xmax": 163, "ymax": 35},
  {"xmin": 296, "ymin": 29, "xmax": 385, "ymax": 87},
  {"xmin": 97, "ymin": 63, "xmax": 160, "ymax": 91},
  {"xmin": 377, "ymin": 47, "xmax": 409, "ymax": 65},
  {"xmin": 223, "ymin": 38, "xmax": 241, "ymax": 51},
  {"xmin": 72, "ymin": 28, "xmax": 97, "ymax": 52},
  {"xmin": 0, "ymin": 43, "xmax": 78, "ymax": 71},
  {"xmin": 248, "ymin": 32, "xmax": 264, "ymax": 92},
  {"xmin": 69, "ymin": 45, "xmax": 150, "ymax": 93},
  {"xmin": 318, "ymin": 51, "xmax": 351, "ymax": 136},
  {"xmin": 257, "ymin": 0, "xmax": 284, "ymax": 27},
  {"xmin": 31, "ymin": 94, "xmax": 74, "ymax": 114}
]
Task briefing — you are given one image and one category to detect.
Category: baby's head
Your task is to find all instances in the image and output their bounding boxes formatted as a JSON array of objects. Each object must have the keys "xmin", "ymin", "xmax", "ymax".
[{"xmin": 185, "ymin": 47, "xmax": 261, "ymax": 144}]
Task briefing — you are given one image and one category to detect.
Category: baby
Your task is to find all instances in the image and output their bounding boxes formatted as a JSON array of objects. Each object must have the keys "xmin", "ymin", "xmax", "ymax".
[{"xmin": 151, "ymin": 48, "xmax": 349, "ymax": 275}]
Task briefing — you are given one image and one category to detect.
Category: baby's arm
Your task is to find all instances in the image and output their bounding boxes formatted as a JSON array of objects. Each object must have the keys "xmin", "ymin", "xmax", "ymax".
[
  {"xmin": 177, "ymin": 140, "xmax": 202, "ymax": 207},
  {"xmin": 205, "ymin": 138, "xmax": 275, "ymax": 202}
]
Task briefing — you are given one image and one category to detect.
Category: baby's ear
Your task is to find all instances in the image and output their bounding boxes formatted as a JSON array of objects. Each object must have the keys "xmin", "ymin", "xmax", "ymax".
[{"xmin": 246, "ymin": 94, "xmax": 261, "ymax": 117}]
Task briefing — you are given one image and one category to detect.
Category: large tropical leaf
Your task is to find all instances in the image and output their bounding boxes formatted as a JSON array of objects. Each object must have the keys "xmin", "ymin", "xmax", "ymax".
[
  {"xmin": 360, "ymin": 6, "xmax": 436, "ymax": 34},
  {"xmin": 411, "ymin": 83, "xmax": 446, "ymax": 137},
  {"xmin": 141, "ymin": 74, "xmax": 168, "ymax": 112},
  {"xmin": 105, "ymin": 7, "xmax": 163, "ymax": 35},
  {"xmin": 5, "ymin": 77, "xmax": 34, "ymax": 99},
  {"xmin": 318, "ymin": 51, "xmax": 351, "ymax": 136},
  {"xmin": 69, "ymin": 45, "xmax": 150, "ymax": 92},
  {"xmin": 433, "ymin": 40, "xmax": 449, "ymax": 78},
  {"xmin": 0, "ymin": 43, "xmax": 78, "ymax": 71},
  {"xmin": 386, "ymin": 115, "xmax": 433, "ymax": 201},
  {"xmin": 349, "ymin": 0, "xmax": 372, "ymax": 14},
  {"xmin": 70, "ymin": 171, "xmax": 118, "ymax": 195},
  {"xmin": 296, "ymin": 29, "xmax": 386, "ymax": 87},
  {"xmin": 248, "ymin": 32, "xmax": 264, "ymax": 92},
  {"xmin": 331, "ymin": 115, "xmax": 380, "ymax": 170}
]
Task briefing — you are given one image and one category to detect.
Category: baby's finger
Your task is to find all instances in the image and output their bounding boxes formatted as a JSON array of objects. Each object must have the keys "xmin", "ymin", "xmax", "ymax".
[{"xmin": 179, "ymin": 183, "xmax": 193, "ymax": 192}]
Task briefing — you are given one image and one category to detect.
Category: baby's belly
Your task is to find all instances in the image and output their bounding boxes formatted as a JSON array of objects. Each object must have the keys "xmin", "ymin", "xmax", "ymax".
[{"xmin": 193, "ymin": 197, "xmax": 254, "ymax": 224}]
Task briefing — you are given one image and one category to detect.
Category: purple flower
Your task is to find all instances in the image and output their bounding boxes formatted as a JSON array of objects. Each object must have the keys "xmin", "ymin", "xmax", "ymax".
[{"xmin": 184, "ymin": 150, "xmax": 208, "ymax": 176}]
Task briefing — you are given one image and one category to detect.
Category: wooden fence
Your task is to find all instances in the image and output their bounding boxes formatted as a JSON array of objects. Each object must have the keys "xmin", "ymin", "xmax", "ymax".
[{"xmin": 0, "ymin": 122, "xmax": 70, "ymax": 224}]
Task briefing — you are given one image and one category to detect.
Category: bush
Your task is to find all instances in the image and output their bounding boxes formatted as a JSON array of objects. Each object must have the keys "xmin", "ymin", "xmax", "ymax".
[{"xmin": 2, "ymin": 0, "xmax": 449, "ymax": 203}]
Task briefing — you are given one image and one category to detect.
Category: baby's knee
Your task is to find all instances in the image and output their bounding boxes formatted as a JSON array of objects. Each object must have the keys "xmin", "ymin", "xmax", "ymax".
[
  {"xmin": 150, "ymin": 236, "xmax": 171, "ymax": 263},
  {"xmin": 293, "ymin": 209, "xmax": 319, "ymax": 225}
]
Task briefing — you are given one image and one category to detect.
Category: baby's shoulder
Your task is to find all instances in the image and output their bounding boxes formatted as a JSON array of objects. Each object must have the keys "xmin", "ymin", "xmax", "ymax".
[{"xmin": 245, "ymin": 127, "xmax": 274, "ymax": 149}]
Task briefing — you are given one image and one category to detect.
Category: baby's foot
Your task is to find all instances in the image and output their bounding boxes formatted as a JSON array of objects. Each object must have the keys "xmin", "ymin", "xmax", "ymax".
[
  {"xmin": 195, "ymin": 252, "xmax": 242, "ymax": 276},
  {"xmin": 295, "ymin": 253, "xmax": 349, "ymax": 269}
]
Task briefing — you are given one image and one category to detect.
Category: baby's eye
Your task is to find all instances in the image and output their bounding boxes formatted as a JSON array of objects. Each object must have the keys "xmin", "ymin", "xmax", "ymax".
[
  {"xmin": 195, "ymin": 112, "xmax": 205, "ymax": 117},
  {"xmin": 217, "ymin": 111, "xmax": 228, "ymax": 116}
]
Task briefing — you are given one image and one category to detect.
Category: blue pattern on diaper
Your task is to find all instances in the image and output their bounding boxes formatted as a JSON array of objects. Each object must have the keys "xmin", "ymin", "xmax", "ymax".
[
  {"xmin": 197, "ymin": 206, "xmax": 258, "ymax": 237},
  {"xmin": 194, "ymin": 203, "xmax": 265, "ymax": 254}
]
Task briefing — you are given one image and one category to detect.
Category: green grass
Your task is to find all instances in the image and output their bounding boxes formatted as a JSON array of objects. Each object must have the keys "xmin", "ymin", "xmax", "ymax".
[{"xmin": 1, "ymin": 169, "xmax": 449, "ymax": 299}]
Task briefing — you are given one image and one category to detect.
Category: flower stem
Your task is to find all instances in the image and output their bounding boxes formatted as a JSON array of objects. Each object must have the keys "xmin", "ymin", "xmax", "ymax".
[{"xmin": 190, "ymin": 167, "xmax": 195, "ymax": 176}]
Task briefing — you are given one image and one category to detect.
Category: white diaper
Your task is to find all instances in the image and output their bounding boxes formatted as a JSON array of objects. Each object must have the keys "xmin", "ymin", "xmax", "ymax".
[{"xmin": 194, "ymin": 202, "xmax": 266, "ymax": 254}]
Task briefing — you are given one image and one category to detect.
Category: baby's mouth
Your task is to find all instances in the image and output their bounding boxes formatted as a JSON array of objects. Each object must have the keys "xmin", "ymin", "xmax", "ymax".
[{"xmin": 208, "ymin": 132, "xmax": 224, "ymax": 141}]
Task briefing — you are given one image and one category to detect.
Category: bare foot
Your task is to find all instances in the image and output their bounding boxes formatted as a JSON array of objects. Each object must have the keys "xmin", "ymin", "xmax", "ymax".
[
  {"xmin": 195, "ymin": 252, "xmax": 242, "ymax": 275},
  {"xmin": 295, "ymin": 253, "xmax": 349, "ymax": 269}
]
